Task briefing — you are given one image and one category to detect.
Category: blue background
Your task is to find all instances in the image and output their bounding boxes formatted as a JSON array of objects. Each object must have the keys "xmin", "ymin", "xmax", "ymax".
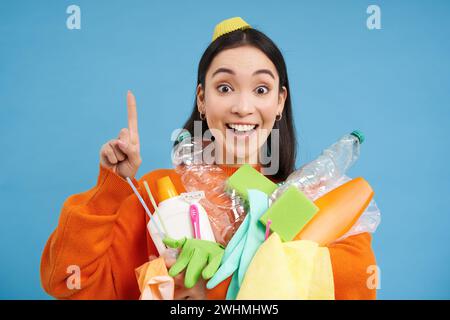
[{"xmin": 1, "ymin": 0, "xmax": 449, "ymax": 299}]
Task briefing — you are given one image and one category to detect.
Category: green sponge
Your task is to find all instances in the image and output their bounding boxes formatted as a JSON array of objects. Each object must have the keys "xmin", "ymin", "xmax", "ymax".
[
  {"xmin": 226, "ymin": 164, "xmax": 278, "ymax": 202},
  {"xmin": 260, "ymin": 185, "xmax": 319, "ymax": 242}
]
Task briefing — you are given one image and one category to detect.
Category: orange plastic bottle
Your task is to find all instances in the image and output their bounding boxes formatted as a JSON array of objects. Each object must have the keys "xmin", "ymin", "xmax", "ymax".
[{"xmin": 294, "ymin": 177, "xmax": 373, "ymax": 245}]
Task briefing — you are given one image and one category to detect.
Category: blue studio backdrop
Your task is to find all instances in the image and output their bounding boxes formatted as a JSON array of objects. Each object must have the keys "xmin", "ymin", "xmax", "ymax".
[{"xmin": 0, "ymin": 0, "xmax": 449, "ymax": 299}]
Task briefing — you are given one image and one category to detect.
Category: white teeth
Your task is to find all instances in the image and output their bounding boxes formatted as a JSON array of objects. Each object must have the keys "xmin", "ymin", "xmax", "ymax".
[{"xmin": 228, "ymin": 123, "xmax": 257, "ymax": 132}]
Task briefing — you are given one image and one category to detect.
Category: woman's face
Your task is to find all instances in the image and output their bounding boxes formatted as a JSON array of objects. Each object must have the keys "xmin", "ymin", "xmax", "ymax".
[{"xmin": 197, "ymin": 45, "xmax": 287, "ymax": 165}]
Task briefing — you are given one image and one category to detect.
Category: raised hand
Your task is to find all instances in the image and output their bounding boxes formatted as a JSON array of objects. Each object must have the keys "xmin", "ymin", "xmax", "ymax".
[{"xmin": 99, "ymin": 90, "xmax": 142, "ymax": 179}]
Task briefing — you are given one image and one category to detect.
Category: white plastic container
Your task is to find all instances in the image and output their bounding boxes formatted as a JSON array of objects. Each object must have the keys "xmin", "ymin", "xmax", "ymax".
[{"xmin": 147, "ymin": 192, "xmax": 216, "ymax": 255}]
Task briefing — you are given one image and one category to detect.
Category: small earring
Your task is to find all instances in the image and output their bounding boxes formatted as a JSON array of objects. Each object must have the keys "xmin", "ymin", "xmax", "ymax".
[
  {"xmin": 275, "ymin": 113, "xmax": 282, "ymax": 121},
  {"xmin": 199, "ymin": 112, "xmax": 206, "ymax": 121}
]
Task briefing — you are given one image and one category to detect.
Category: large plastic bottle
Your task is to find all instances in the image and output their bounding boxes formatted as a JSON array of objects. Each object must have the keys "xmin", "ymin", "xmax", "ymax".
[
  {"xmin": 270, "ymin": 130, "xmax": 381, "ymax": 240},
  {"xmin": 172, "ymin": 130, "xmax": 246, "ymax": 245},
  {"xmin": 270, "ymin": 130, "xmax": 365, "ymax": 202}
]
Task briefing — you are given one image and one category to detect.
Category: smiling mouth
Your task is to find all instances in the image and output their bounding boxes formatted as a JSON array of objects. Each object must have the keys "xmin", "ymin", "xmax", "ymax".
[{"xmin": 226, "ymin": 123, "xmax": 259, "ymax": 136}]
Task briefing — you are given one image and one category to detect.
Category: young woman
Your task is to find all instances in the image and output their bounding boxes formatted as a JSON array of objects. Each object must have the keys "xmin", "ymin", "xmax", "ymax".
[{"xmin": 40, "ymin": 17, "xmax": 377, "ymax": 300}]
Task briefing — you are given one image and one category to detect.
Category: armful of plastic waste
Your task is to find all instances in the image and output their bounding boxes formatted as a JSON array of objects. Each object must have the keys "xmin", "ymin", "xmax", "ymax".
[
  {"xmin": 206, "ymin": 177, "xmax": 373, "ymax": 298},
  {"xmin": 224, "ymin": 179, "xmax": 373, "ymax": 299}
]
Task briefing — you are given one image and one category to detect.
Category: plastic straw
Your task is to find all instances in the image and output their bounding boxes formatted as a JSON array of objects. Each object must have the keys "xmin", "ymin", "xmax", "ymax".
[
  {"xmin": 143, "ymin": 180, "xmax": 169, "ymax": 236},
  {"xmin": 265, "ymin": 219, "xmax": 272, "ymax": 240},
  {"xmin": 126, "ymin": 177, "xmax": 165, "ymax": 238}
]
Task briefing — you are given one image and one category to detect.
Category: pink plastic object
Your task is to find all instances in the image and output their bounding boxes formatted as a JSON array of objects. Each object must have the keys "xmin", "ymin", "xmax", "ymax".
[{"xmin": 189, "ymin": 204, "xmax": 201, "ymax": 239}]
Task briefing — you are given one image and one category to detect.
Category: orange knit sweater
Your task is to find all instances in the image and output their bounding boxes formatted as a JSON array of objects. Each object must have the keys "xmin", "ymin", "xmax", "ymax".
[{"xmin": 40, "ymin": 164, "xmax": 377, "ymax": 300}]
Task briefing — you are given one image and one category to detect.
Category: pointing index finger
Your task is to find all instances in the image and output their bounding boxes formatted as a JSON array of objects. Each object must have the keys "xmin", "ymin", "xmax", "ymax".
[{"xmin": 127, "ymin": 90, "xmax": 139, "ymax": 144}]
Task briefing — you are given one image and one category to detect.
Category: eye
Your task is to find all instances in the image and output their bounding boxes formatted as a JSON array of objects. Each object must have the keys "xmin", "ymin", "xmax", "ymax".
[
  {"xmin": 217, "ymin": 84, "xmax": 233, "ymax": 93},
  {"xmin": 255, "ymin": 86, "xmax": 269, "ymax": 95}
]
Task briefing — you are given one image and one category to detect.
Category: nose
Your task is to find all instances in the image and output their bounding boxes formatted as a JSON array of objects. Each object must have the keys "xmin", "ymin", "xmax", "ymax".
[{"xmin": 231, "ymin": 93, "xmax": 255, "ymax": 117}]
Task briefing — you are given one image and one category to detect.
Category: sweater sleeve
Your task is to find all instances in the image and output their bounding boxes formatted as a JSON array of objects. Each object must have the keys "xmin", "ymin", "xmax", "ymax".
[
  {"xmin": 328, "ymin": 232, "xmax": 378, "ymax": 300},
  {"xmin": 40, "ymin": 164, "xmax": 148, "ymax": 299}
]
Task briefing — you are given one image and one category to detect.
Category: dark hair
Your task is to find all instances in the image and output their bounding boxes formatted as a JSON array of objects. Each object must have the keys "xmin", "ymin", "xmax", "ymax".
[{"xmin": 178, "ymin": 28, "xmax": 297, "ymax": 180}]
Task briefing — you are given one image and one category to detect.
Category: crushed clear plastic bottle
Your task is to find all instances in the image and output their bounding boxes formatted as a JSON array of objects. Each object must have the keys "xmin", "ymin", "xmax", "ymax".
[
  {"xmin": 270, "ymin": 130, "xmax": 381, "ymax": 241},
  {"xmin": 172, "ymin": 130, "xmax": 246, "ymax": 245},
  {"xmin": 270, "ymin": 130, "xmax": 365, "ymax": 202}
]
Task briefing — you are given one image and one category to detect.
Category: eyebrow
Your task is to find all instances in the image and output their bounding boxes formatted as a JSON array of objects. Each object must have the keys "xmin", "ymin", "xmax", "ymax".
[{"xmin": 212, "ymin": 67, "xmax": 275, "ymax": 80}]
